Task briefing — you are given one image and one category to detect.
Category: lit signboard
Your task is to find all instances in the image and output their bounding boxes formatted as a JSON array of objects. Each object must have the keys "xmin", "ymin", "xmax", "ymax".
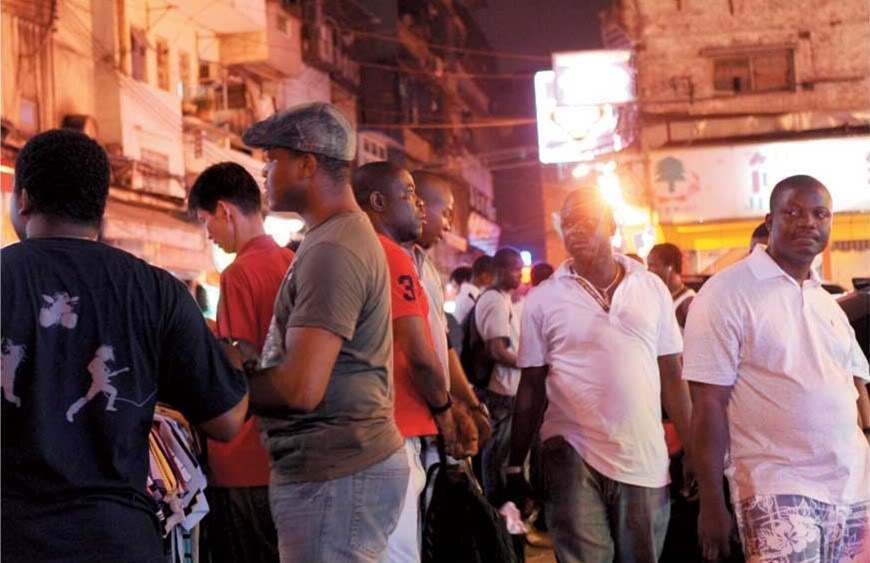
[
  {"xmin": 651, "ymin": 135, "xmax": 870, "ymax": 223},
  {"xmin": 552, "ymin": 50, "xmax": 635, "ymax": 106},
  {"xmin": 534, "ymin": 50, "xmax": 635, "ymax": 164}
]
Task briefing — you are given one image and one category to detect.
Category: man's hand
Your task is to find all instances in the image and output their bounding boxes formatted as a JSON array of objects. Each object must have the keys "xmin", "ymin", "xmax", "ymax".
[
  {"xmin": 681, "ymin": 449, "xmax": 698, "ymax": 500},
  {"xmin": 468, "ymin": 403, "xmax": 493, "ymax": 444},
  {"xmin": 220, "ymin": 339, "xmax": 244, "ymax": 370},
  {"xmin": 433, "ymin": 409, "xmax": 459, "ymax": 457},
  {"xmin": 698, "ymin": 500, "xmax": 734, "ymax": 561},
  {"xmin": 451, "ymin": 402, "xmax": 480, "ymax": 457},
  {"xmin": 505, "ymin": 473, "xmax": 536, "ymax": 518}
]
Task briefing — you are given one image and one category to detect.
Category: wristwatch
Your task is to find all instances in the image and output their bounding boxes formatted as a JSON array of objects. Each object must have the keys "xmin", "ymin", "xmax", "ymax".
[
  {"xmin": 470, "ymin": 402, "xmax": 490, "ymax": 418},
  {"xmin": 428, "ymin": 393, "xmax": 453, "ymax": 415}
]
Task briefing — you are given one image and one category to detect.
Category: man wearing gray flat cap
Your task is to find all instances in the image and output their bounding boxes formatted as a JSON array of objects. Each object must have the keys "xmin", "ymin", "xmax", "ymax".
[{"xmin": 240, "ymin": 102, "xmax": 408, "ymax": 563}]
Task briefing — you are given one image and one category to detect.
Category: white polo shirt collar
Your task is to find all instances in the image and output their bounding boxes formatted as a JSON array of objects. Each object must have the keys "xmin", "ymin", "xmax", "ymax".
[
  {"xmin": 746, "ymin": 245, "xmax": 822, "ymax": 288},
  {"xmin": 557, "ymin": 253, "xmax": 646, "ymax": 283}
]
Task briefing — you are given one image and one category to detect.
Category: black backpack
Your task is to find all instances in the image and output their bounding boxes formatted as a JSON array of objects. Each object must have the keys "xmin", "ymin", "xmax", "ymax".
[
  {"xmin": 459, "ymin": 289, "xmax": 497, "ymax": 389},
  {"xmin": 421, "ymin": 450, "xmax": 518, "ymax": 563}
]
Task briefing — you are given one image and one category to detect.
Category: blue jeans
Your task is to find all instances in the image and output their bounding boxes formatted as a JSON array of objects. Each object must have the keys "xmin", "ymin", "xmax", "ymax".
[
  {"xmin": 477, "ymin": 388, "xmax": 515, "ymax": 503},
  {"xmin": 542, "ymin": 436, "xmax": 670, "ymax": 563},
  {"xmin": 269, "ymin": 448, "xmax": 409, "ymax": 563}
]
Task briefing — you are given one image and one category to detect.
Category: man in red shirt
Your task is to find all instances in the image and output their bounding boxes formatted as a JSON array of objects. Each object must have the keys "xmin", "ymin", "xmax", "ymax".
[
  {"xmin": 353, "ymin": 161, "xmax": 477, "ymax": 562},
  {"xmin": 188, "ymin": 162, "xmax": 294, "ymax": 562}
]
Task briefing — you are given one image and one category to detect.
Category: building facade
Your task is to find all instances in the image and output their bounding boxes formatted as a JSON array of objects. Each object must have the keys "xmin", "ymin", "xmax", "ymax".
[
  {"xmin": 606, "ymin": 0, "xmax": 870, "ymax": 287},
  {"xmin": 352, "ymin": 0, "xmax": 503, "ymax": 274},
  {"xmin": 1, "ymin": 0, "xmax": 363, "ymax": 288}
]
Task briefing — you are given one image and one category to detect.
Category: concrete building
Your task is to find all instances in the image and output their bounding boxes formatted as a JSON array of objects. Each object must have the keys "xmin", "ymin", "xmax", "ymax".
[
  {"xmin": 602, "ymin": 0, "xmax": 870, "ymax": 288},
  {"xmin": 352, "ymin": 0, "xmax": 503, "ymax": 273},
  {"xmin": 1, "ymin": 0, "xmax": 364, "ymax": 290}
]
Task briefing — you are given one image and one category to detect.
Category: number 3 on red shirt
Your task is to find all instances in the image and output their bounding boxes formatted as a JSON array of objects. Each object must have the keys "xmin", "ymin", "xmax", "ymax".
[{"xmin": 397, "ymin": 275, "xmax": 416, "ymax": 302}]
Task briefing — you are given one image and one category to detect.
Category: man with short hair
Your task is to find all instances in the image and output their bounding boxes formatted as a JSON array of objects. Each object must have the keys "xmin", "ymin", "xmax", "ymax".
[
  {"xmin": 647, "ymin": 243, "xmax": 695, "ymax": 329},
  {"xmin": 241, "ymin": 103, "xmax": 408, "ymax": 563},
  {"xmin": 450, "ymin": 266, "xmax": 472, "ymax": 290},
  {"xmin": 188, "ymin": 161, "xmax": 293, "ymax": 562},
  {"xmin": 507, "ymin": 187, "xmax": 694, "ymax": 563},
  {"xmin": 530, "ymin": 262, "xmax": 554, "ymax": 288},
  {"xmin": 687, "ymin": 175, "xmax": 870, "ymax": 562},
  {"xmin": 410, "ymin": 171, "xmax": 493, "ymax": 446},
  {"xmin": 647, "ymin": 241, "xmax": 701, "ymax": 561},
  {"xmin": 475, "ymin": 247, "xmax": 524, "ymax": 502},
  {"xmin": 749, "ymin": 222, "xmax": 769, "ymax": 251},
  {"xmin": 2, "ymin": 129, "xmax": 248, "ymax": 562},
  {"xmin": 353, "ymin": 161, "xmax": 476, "ymax": 562},
  {"xmin": 454, "ymin": 255, "xmax": 496, "ymax": 327}
]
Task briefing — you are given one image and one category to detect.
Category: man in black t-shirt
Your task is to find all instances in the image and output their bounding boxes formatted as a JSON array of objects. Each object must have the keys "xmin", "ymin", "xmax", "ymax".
[{"xmin": 1, "ymin": 129, "xmax": 249, "ymax": 562}]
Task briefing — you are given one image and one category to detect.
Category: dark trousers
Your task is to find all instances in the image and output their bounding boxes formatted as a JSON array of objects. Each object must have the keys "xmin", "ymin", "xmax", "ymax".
[
  {"xmin": 542, "ymin": 436, "xmax": 670, "ymax": 563},
  {"xmin": 476, "ymin": 387, "xmax": 515, "ymax": 504},
  {"xmin": 202, "ymin": 486, "xmax": 279, "ymax": 563}
]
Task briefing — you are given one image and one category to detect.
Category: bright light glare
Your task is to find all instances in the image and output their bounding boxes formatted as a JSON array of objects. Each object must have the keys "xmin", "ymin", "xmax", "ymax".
[
  {"xmin": 264, "ymin": 215, "xmax": 305, "ymax": 247},
  {"xmin": 211, "ymin": 245, "xmax": 234, "ymax": 273},
  {"xmin": 571, "ymin": 163, "xmax": 590, "ymax": 178},
  {"xmin": 444, "ymin": 300, "xmax": 456, "ymax": 315},
  {"xmin": 598, "ymin": 169, "xmax": 622, "ymax": 208},
  {"xmin": 597, "ymin": 168, "xmax": 648, "ymax": 227},
  {"xmin": 520, "ymin": 250, "xmax": 532, "ymax": 266},
  {"xmin": 610, "ymin": 229, "xmax": 622, "ymax": 249},
  {"xmin": 552, "ymin": 50, "xmax": 635, "ymax": 105},
  {"xmin": 636, "ymin": 228, "xmax": 657, "ymax": 258}
]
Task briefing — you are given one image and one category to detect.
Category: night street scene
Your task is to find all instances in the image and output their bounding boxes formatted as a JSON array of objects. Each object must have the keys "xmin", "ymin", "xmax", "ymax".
[{"xmin": 1, "ymin": 1, "xmax": 869, "ymax": 562}]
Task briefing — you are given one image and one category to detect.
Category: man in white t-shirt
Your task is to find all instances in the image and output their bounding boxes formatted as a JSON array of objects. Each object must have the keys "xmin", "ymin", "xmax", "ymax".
[
  {"xmin": 647, "ymin": 242, "xmax": 695, "ymax": 330},
  {"xmin": 454, "ymin": 255, "xmax": 495, "ymax": 328},
  {"xmin": 686, "ymin": 175, "xmax": 870, "ymax": 562},
  {"xmin": 506, "ymin": 188, "xmax": 695, "ymax": 563},
  {"xmin": 474, "ymin": 247, "xmax": 523, "ymax": 502}
]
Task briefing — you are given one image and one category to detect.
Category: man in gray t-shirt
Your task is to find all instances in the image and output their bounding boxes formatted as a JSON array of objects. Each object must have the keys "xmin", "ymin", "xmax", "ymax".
[
  {"xmin": 241, "ymin": 103, "xmax": 407, "ymax": 563},
  {"xmin": 258, "ymin": 210, "xmax": 400, "ymax": 481}
]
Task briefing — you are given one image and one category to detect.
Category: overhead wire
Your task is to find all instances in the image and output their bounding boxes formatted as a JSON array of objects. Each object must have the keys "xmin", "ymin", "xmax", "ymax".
[
  {"xmin": 51, "ymin": 0, "xmax": 542, "ymax": 152},
  {"xmin": 168, "ymin": 0, "xmax": 550, "ymax": 63},
  {"xmin": 137, "ymin": 1, "xmax": 540, "ymax": 81}
]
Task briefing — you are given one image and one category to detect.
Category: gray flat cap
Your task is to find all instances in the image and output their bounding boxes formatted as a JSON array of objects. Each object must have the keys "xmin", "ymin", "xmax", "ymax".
[{"xmin": 242, "ymin": 102, "xmax": 356, "ymax": 161}]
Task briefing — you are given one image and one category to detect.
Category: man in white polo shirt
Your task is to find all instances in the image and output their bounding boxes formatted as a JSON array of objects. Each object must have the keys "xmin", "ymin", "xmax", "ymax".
[
  {"xmin": 686, "ymin": 175, "xmax": 870, "ymax": 562},
  {"xmin": 454, "ymin": 255, "xmax": 495, "ymax": 328},
  {"xmin": 506, "ymin": 188, "xmax": 694, "ymax": 563},
  {"xmin": 475, "ymin": 247, "xmax": 523, "ymax": 502}
]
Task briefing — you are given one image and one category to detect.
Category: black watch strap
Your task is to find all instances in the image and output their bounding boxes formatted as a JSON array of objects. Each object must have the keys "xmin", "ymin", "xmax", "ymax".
[{"xmin": 428, "ymin": 393, "xmax": 453, "ymax": 415}]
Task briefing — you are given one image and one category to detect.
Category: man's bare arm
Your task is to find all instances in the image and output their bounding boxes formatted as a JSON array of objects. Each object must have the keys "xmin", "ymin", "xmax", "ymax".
[
  {"xmin": 486, "ymin": 337, "xmax": 517, "ymax": 368},
  {"xmin": 248, "ymin": 326, "xmax": 342, "ymax": 412},
  {"xmin": 508, "ymin": 366, "xmax": 548, "ymax": 467},
  {"xmin": 855, "ymin": 377, "xmax": 870, "ymax": 432},
  {"xmin": 690, "ymin": 381, "xmax": 734, "ymax": 561}
]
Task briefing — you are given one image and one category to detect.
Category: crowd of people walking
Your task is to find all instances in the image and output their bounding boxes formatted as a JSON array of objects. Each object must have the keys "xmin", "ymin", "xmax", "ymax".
[{"xmin": 2, "ymin": 101, "xmax": 868, "ymax": 563}]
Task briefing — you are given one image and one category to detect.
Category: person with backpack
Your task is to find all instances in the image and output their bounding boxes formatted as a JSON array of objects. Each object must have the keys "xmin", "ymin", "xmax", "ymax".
[
  {"xmin": 352, "ymin": 161, "xmax": 476, "ymax": 562},
  {"xmin": 454, "ymin": 256, "xmax": 496, "ymax": 328},
  {"xmin": 470, "ymin": 248, "xmax": 524, "ymax": 503}
]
